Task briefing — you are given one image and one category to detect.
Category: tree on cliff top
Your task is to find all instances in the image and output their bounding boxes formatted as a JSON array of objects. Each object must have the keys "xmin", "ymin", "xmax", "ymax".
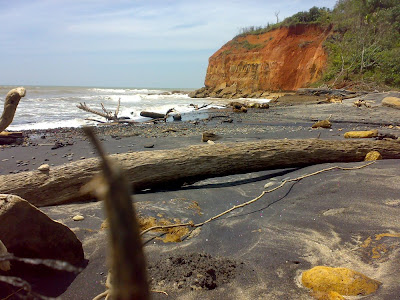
[
  {"xmin": 235, "ymin": 0, "xmax": 400, "ymax": 90},
  {"xmin": 323, "ymin": 0, "xmax": 400, "ymax": 89}
]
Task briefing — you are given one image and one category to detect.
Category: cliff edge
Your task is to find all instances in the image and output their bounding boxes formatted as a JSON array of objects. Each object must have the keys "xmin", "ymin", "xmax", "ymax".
[{"xmin": 191, "ymin": 24, "xmax": 331, "ymax": 98}]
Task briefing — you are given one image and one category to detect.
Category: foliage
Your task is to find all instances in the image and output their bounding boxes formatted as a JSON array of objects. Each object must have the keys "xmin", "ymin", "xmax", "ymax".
[
  {"xmin": 234, "ymin": 0, "xmax": 400, "ymax": 89},
  {"xmin": 230, "ymin": 39, "xmax": 263, "ymax": 51},
  {"xmin": 323, "ymin": 0, "xmax": 400, "ymax": 88},
  {"xmin": 235, "ymin": 7, "xmax": 331, "ymax": 38}
]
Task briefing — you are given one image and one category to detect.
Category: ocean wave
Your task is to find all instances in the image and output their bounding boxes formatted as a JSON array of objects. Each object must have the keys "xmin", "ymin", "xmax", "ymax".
[
  {"xmin": 89, "ymin": 88, "xmax": 129, "ymax": 94},
  {"xmin": 88, "ymin": 88, "xmax": 165, "ymax": 95}
]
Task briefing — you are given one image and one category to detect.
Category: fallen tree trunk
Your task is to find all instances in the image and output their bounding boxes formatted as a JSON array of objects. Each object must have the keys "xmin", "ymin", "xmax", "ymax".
[{"xmin": 1, "ymin": 138, "xmax": 400, "ymax": 207}]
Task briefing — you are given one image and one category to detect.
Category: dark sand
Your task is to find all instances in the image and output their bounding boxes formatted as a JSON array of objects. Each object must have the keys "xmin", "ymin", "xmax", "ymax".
[{"xmin": 1, "ymin": 91, "xmax": 400, "ymax": 299}]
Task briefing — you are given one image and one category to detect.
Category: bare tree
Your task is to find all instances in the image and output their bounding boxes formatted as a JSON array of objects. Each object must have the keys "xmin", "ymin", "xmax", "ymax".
[{"xmin": 274, "ymin": 11, "xmax": 280, "ymax": 23}]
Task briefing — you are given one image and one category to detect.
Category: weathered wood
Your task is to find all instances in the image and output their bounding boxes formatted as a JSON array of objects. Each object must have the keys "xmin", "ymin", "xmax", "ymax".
[
  {"xmin": 84, "ymin": 128, "xmax": 149, "ymax": 300},
  {"xmin": 1, "ymin": 138, "xmax": 400, "ymax": 207},
  {"xmin": 140, "ymin": 111, "xmax": 165, "ymax": 119},
  {"xmin": 0, "ymin": 87, "xmax": 26, "ymax": 133},
  {"xmin": 0, "ymin": 132, "xmax": 23, "ymax": 145}
]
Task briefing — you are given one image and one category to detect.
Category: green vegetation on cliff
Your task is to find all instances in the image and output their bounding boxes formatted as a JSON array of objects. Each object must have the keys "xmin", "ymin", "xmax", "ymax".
[
  {"xmin": 324, "ymin": 0, "xmax": 400, "ymax": 89},
  {"xmin": 236, "ymin": 0, "xmax": 400, "ymax": 90}
]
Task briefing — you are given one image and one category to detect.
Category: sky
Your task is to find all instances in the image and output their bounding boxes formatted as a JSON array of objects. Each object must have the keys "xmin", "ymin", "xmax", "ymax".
[{"xmin": 0, "ymin": 0, "xmax": 338, "ymax": 89}]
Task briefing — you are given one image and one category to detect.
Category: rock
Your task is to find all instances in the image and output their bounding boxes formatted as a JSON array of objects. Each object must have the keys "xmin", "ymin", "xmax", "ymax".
[
  {"xmin": 144, "ymin": 144, "xmax": 155, "ymax": 148},
  {"xmin": 229, "ymin": 101, "xmax": 248, "ymax": 113},
  {"xmin": 263, "ymin": 182, "xmax": 275, "ymax": 189},
  {"xmin": 0, "ymin": 239, "xmax": 10, "ymax": 271},
  {"xmin": 173, "ymin": 114, "xmax": 182, "ymax": 121},
  {"xmin": 382, "ymin": 97, "xmax": 400, "ymax": 109},
  {"xmin": 0, "ymin": 194, "xmax": 84, "ymax": 266},
  {"xmin": 365, "ymin": 151, "xmax": 382, "ymax": 161},
  {"xmin": 207, "ymin": 140, "xmax": 215, "ymax": 145},
  {"xmin": 219, "ymin": 84, "xmax": 237, "ymax": 98},
  {"xmin": 188, "ymin": 87, "xmax": 211, "ymax": 98},
  {"xmin": 312, "ymin": 120, "xmax": 331, "ymax": 129},
  {"xmin": 202, "ymin": 132, "xmax": 219, "ymax": 142},
  {"xmin": 344, "ymin": 130, "xmax": 378, "ymax": 138},
  {"xmin": 301, "ymin": 266, "xmax": 381, "ymax": 297},
  {"xmin": 250, "ymin": 102, "xmax": 270, "ymax": 109},
  {"xmin": 38, "ymin": 164, "xmax": 50, "ymax": 172},
  {"xmin": 72, "ymin": 215, "xmax": 85, "ymax": 221}
]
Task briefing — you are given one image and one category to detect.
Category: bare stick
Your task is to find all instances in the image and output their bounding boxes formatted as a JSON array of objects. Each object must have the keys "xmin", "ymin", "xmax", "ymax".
[
  {"xmin": 77, "ymin": 102, "xmax": 115, "ymax": 121},
  {"xmin": 83, "ymin": 127, "xmax": 149, "ymax": 300},
  {"xmin": 140, "ymin": 162, "xmax": 375, "ymax": 235},
  {"xmin": 101, "ymin": 103, "xmax": 112, "ymax": 117},
  {"xmin": 114, "ymin": 98, "xmax": 121, "ymax": 119}
]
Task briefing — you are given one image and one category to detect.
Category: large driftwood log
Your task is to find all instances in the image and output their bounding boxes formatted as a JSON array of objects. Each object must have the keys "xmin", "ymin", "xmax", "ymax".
[
  {"xmin": 0, "ymin": 87, "xmax": 26, "ymax": 133},
  {"xmin": 1, "ymin": 138, "xmax": 400, "ymax": 207}
]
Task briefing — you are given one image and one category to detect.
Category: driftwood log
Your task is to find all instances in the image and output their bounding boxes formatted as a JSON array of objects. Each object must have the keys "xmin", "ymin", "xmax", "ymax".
[
  {"xmin": 0, "ymin": 87, "xmax": 26, "ymax": 133},
  {"xmin": 140, "ymin": 111, "xmax": 165, "ymax": 119},
  {"xmin": 1, "ymin": 138, "xmax": 400, "ymax": 207}
]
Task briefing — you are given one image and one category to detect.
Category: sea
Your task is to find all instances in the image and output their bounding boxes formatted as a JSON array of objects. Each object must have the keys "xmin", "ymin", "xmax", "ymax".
[
  {"xmin": 0, "ymin": 86, "xmax": 271, "ymax": 131},
  {"xmin": 0, "ymin": 86, "xmax": 217, "ymax": 131}
]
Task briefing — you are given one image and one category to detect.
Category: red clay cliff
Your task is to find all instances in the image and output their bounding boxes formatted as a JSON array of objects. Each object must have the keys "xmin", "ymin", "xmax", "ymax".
[{"xmin": 191, "ymin": 24, "xmax": 331, "ymax": 98}]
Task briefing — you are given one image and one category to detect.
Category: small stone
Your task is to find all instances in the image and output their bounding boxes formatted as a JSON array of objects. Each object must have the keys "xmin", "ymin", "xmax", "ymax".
[
  {"xmin": 72, "ymin": 215, "xmax": 84, "ymax": 221},
  {"xmin": 264, "ymin": 182, "xmax": 275, "ymax": 189},
  {"xmin": 80, "ymin": 157, "xmax": 85, "ymax": 160},
  {"xmin": 38, "ymin": 164, "xmax": 50, "ymax": 172},
  {"xmin": 1, "ymin": 159, "xmax": 8, "ymax": 162},
  {"xmin": 202, "ymin": 132, "xmax": 219, "ymax": 142},
  {"xmin": 207, "ymin": 140, "xmax": 215, "ymax": 145},
  {"xmin": 144, "ymin": 144, "xmax": 154, "ymax": 148}
]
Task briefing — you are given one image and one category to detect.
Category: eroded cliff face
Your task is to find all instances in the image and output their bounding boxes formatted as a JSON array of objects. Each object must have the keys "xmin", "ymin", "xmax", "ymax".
[{"xmin": 205, "ymin": 24, "xmax": 331, "ymax": 93}]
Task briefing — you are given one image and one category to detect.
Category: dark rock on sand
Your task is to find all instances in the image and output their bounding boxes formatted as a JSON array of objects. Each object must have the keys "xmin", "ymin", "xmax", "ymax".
[
  {"xmin": 148, "ymin": 253, "xmax": 239, "ymax": 291},
  {"xmin": 0, "ymin": 194, "xmax": 84, "ymax": 266}
]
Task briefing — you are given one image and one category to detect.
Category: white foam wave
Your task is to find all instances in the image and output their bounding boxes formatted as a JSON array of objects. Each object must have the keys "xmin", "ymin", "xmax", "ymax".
[
  {"xmin": 88, "ymin": 88, "xmax": 165, "ymax": 95},
  {"xmin": 89, "ymin": 88, "xmax": 129, "ymax": 94},
  {"xmin": 8, "ymin": 119, "xmax": 92, "ymax": 131}
]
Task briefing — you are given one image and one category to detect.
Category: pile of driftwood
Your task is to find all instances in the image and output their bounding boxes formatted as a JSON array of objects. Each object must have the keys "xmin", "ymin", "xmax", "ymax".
[{"xmin": 77, "ymin": 100, "xmax": 214, "ymax": 124}]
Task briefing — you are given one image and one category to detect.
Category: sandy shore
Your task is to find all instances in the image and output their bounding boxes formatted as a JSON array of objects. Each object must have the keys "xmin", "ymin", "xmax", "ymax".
[{"xmin": 1, "ymin": 91, "xmax": 400, "ymax": 299}]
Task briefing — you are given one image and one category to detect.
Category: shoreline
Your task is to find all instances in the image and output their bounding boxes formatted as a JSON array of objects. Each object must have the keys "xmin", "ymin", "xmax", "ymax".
[{"xmin": 1, "ymin": 91, "xmax": 399, "ymax": 176}]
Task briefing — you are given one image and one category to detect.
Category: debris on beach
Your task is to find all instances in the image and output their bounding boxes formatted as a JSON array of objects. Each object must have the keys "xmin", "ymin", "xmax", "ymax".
[
  {"xmin": 301, "ymin": 266, "xmax": 381, "ymax": 299},
  {"xmin": 312, "ymin": 119, "xmax": 332, "ymax": 129},
  {"xmin": 344, "ymin": 130, "xmax": 378, "ymax": 138},
  {"xmin": 365, "ymin": 151, "xmax": 382, "ymax": 161},
  {"xmin": 202, "ymin": 131, "xmax": 219, "ymax": 142},
  {"xmin": 382, "ymin": 97, "xmax": 400, "ymax": 109}
]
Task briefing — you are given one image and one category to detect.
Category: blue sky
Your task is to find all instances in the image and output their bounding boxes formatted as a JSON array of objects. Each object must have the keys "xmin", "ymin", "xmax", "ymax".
[{"xmin": 0, "ymin": 0, "xmax": 337, "ymax": 88}]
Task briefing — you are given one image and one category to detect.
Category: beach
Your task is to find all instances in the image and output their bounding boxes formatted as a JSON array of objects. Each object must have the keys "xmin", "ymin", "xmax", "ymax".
[{"xmin": 1, "ymin": 90, "xmax": 400, "ymax": 299}]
